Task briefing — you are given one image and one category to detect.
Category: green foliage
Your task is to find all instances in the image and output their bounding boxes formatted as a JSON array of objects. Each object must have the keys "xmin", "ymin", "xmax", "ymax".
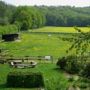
[
  {"xmin": 80, "ymin": 63, "xmax": 90, "ymax": 79},
  {"xmin": 57, "ymin": 55, "xmax": 81, "ymax": 74},
  {"xmin": 62, "ymin": 27, "xmax": 90, "ymax": 60},
  {"xmin": 38, "ymin": 6, "xmax": 90, "ymax": 27},
  {"xmin": 0, "ymin": 25, "xmax": 18, "ymax": 35},
  {"xmin": 65, "ymin": 56, "xmax": 81, "ymax": 74},
  {"xmin": 0, "ymin": 1, "xmax": 90, "ymax": 28},
  {"xmin": 0, "ymin": 64, "xmax": 68, "ymax": 90},
  {"xmin": 73, "ymin": 77, "xmax": 90, "ymax": 89},
  {"xmin": 12, "ymin": 6, "xmax": 46, "ymax": 31},
  {"xmin": 45, "ymin": 77, "xmax": 68, "ymax": 90},
  {"xmin": 7, "ymin": 71, "xmax": 44, "ymax": 88},
  {"xmin": 72, "ymin": 27, "xmax": 90, "ymax": 56},
  {"xmin": 57, "ymin": 57, "xmax": 67, "ymax": 70},
  {"xmin": 0, "ymin": 60, "xmax": 5, "ymax": 64},
  {"xmin": 60, "ymin": 27, "xmax": 90, "ymax": 77},
  {"xmin": 0, "ymin": 1, "xmax": 16, "ymax": 25}
]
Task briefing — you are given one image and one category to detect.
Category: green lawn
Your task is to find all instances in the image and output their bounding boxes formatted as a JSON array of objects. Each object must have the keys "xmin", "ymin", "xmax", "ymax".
[
  {"xmin": 0, "ymin": 27, "xmax": 90, "ymax": 90},
  {"xmin": 0, "ymin": 27, "xmax": 72, "ymax": 90},
  {"xmin": 0, "ymin": 63, "xmax": 68, "ymax": 90},
  {"xmin": 1, "ymin": 26, "xmax": 89, "ymax": 59},
  {"xmin": 30, "ymin": 26, "xmax": 90, "ymax": 33},
  {"xmin": 0, "ymin": 33, "xmax": 71, "ymax": 59}
]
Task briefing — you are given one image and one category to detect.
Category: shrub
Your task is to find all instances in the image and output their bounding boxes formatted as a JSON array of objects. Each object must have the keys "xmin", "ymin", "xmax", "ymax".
[
  {"xmin": 0, "ymin": 25, "xmax": 18, "ymax": 35},
  {"xmin": 76, "ymin": 78, "xmax": 89, "ymax": 89},
  {"xmin": 68, "ymin": 76, "xmax": 74, "ymax": 82},
  {"xmin": 79, "ymin": 77, "xmax": 90, "ymax": 83},
  {"xmin": 80, "ymin": 63, "xmax": 90, "ymax": 79},
  {"xmin": 57, "ymin": 55, "xmax": 81, "ymax": 74},
  {"xmin": 57, "ymin": 57, "xmax": 67, "ymax": 70},
  {"xmin": 7, "ymin": 71, "xmax": 44, "ymax": 88},
  {"xmin": 0, "ymin": 60, "xmax": 5, "ymax": 64},
  {"xmin": 65, "ymin": 57, "xmax": 80, "ymax": 74}
]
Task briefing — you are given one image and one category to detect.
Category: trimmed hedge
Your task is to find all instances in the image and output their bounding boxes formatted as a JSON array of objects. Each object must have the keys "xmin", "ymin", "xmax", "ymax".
[{"xmin": 7, "ymin": 71, "xmax": 44, "ymax": 88}]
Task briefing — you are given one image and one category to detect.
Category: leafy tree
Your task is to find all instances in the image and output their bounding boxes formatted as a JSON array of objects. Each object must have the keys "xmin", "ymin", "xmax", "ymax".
[
  {"xmin": 0, "ymin": 1, "xmax": 90, "ymax": 28},
  {"xmin": 68, "ymin": 27, "xmax": 90, "ymax": 56},
  {"xmin": 12, "ymin": 6, "xmax": 46, "ymax": 31},
  {"xmin": 37, "ymin": 6, "xmax": 90, "ymax": 27},
  {"xmin": 0, "ymin": 1, "xmax": 16, "ymax": 25}
]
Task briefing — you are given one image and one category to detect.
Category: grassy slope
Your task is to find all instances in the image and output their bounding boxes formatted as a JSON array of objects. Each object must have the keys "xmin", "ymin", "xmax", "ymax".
[{"xmin": 31, "ymin": 27, "xmax": 90, "ymax": 33}]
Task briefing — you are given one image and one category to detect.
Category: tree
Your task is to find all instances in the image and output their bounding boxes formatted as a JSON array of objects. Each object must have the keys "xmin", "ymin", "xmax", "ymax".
[
  {"xmin": 69, "ymin": 27, "xmax": 90, "ymax": 56},
  {"xmin": 12, "ymin": 7, "xmax": 32, "ymax": 31},
  {"xmin": 0, "ymin": 1, "xmax": 90, "ymax": 28},
  {"xmin": 37, "ymin": 6, "xmax": 90, "ymax": 27},
  {"xmin": 11, "ymin": 6, "xmax": 46, "ymax": 31},
  {"xmin": 0, "ymin": 1, "xmax": 16, "ymax": 25}
]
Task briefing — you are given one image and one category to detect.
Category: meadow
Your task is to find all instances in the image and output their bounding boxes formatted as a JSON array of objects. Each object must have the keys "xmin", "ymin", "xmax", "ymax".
[
  {"xmin": 0, "ymin": 33, "xmax": 71, "ymax": 59},
  {"xmin": 31, "ymin": 26, "xmax": 90, "ymax": 33},
  {"xmin": 0, "ymin": 27, "xmax": 90, "ymax": 90}
]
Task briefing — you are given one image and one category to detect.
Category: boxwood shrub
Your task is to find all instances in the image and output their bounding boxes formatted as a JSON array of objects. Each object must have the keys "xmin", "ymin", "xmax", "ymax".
[{"xmin": 7, "ymin": 71, "xmax": 44, "ymax": 88}]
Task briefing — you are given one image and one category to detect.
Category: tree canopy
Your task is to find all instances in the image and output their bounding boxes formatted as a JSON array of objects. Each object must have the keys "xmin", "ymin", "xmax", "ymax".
[
  {"xmin": 11, "ymin": 6, "xmax": 46, "ymax": 31},
  {"xmin": 0, "ymin": 1, "xmax": 90, "ymax": 32},
  {"xmin": 38, "ymin": 6, "xmax": 90, "ymax": 27},
  {"xmin": 0, "ymin": 1, "xmax": 16, "ymax": 25}
]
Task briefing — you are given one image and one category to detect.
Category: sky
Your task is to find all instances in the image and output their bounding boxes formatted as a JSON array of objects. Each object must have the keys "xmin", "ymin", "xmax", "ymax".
[{"xmin": 1, "ymin": 0, "xmax": 90, "ymax": 7}]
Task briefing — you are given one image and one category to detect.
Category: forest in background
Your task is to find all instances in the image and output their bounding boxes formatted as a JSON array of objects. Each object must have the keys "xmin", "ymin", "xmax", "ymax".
[{"xmin": 0, "ymin": 1, "xmax": 90, "ymax": 31}]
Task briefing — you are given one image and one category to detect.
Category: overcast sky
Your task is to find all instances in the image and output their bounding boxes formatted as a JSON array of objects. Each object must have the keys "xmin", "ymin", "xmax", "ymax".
[{"xmin": 1, "ymin": 0, "xmax": 90, "ymax": 7}]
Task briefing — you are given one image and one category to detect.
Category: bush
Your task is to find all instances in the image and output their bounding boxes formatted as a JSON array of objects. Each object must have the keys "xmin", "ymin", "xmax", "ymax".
[
  {"xmin": 65, "ymin": 57, "xmax": 80, "ymax": 74},
  {"xmin": 0, "ymin": 60, "xmax": 5, "ymax": 64},
  {"xmin": 81, "ymin": 63, "xmax": 90, "ymax": 79},
  {"xmin": 76, "ymin": 78, "xmax": 90, "ymax": 89},
  {"xmin": 7, "ymin": 71, "xmax": 44, "ymax": 88},
  {"xmin": 0, "ymin": 25, "xmax": 18, "ymax": 35},
  {"xmin": 57, "ymin": 57, "xmax": 67, "ymax": 70},
  {"xmin": 57, "ymin": 55, "xmax": 81, "ymax": 74}
]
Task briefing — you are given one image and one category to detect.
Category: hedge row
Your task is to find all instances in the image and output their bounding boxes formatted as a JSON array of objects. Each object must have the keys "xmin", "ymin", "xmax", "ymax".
[{"xmin": 7, "ymin": 71, "xmax": 44, "ymax": 88}]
